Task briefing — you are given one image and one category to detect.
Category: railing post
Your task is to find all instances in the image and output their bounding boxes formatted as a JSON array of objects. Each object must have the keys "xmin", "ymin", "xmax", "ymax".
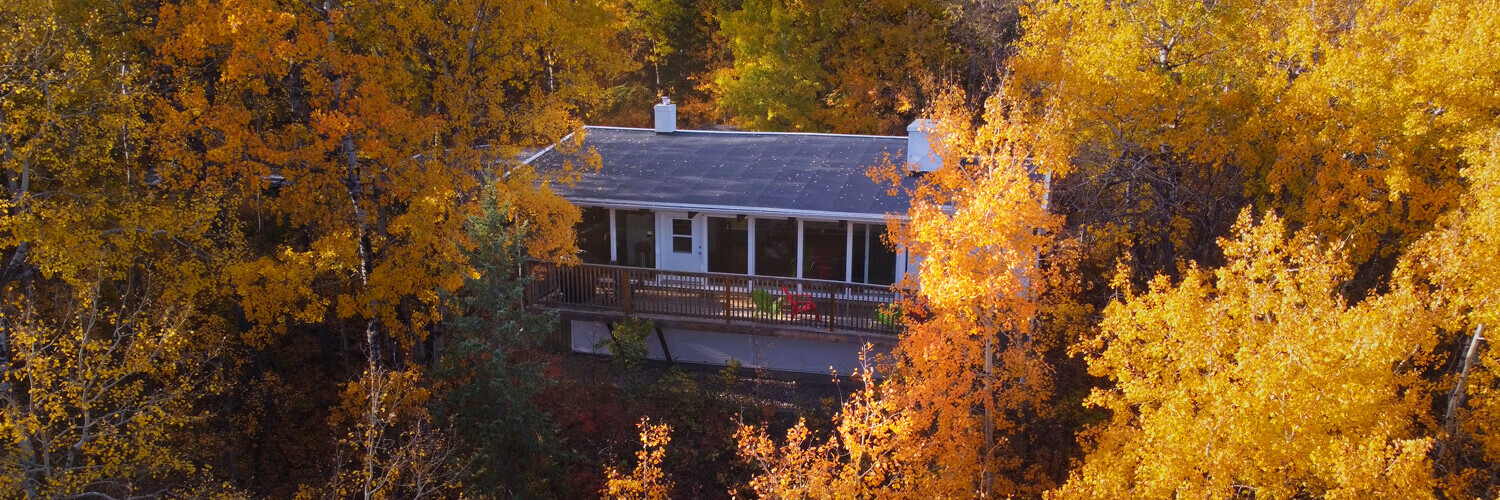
[
  {"xmin": 724, "ymin": 275, "xmax": 732, "ymax": 323},
  {"xmin": 827, "ymin": 284, "xmax": 836, "ymax": 332},
  {"xmin": 622, "ymin": 269, "xmax": 632, "ymax": 316},
  {"xmin": 517, "ymin": 262, "xmax": 907, "ymax": 336},
  {"xmin": 524, "ymin": 263, "xmax": 534, "ymax": 308}
]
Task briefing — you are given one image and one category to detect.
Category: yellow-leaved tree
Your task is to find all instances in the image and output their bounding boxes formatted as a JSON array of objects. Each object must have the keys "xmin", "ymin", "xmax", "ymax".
[
  {"xmin": 1005, "ymin": 0, "xmax": 1500, "ymax": 281},
  {"xmin": 0, "ymin": 0, "xmax": 242, "ymax": 497},
  {"xmin": 1406, "ymin": 131, "xmax": 1500, "ymax": 496},
  {"xmin": 1060, "ymin": 212, "xmax": 1440, "ymax": 498},
  {"xmin": 712, "ymin": 0, "xmax": 951, "ymax": 134},
  {"xmin": 603, "ymin": 418, "xmax": 674, "ymax": 500}
]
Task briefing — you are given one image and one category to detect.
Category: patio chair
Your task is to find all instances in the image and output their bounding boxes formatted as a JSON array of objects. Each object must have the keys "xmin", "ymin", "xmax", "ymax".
[
  {"xmin": 597, "ymin": 271, "xmax": 621, "ymax": 306},
  {"xmin": 781, "ymin": 285, "xmax": 818, "ymax": 320}
]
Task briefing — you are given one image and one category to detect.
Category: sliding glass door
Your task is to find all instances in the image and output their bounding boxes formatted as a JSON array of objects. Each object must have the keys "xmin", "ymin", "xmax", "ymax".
[
  {"xmin": 753, "ymin": 219, "xmax": 797, "ymax": 277},
  {"xmin": 707, "ymin": 216, "xmax": 748, "ymax": 274},
  {"xmin": 851, "ymin": 223, "xmax": 897, "ymax": 285},
  {"xmin": 801, "ymin": 221, "xmax": 848, "ymax": 281},
  {"xmin": 614, "ymin": 210, "xmax": 655, "ymax": 268}
]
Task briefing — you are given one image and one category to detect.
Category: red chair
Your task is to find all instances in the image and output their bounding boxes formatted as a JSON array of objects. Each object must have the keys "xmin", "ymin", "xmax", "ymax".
[{"xmin": 782, "ymin": 285, "xmax": 818, "ymax": 320}]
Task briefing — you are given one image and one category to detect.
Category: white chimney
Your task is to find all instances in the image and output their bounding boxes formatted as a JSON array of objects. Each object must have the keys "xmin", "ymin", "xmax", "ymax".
[
  {"xmin": 907, "ymin": 119, "xmax": 941, "ymax": 173},
  {"xmin": 654, "ymin": 96, "xmax": 677, "ymax": 134}
]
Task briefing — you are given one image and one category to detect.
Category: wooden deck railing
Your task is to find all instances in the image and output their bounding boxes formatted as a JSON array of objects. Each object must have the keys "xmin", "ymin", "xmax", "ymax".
[{"xmin": 523, "ymin": 261, "xmax": 901, "ymax": 335}]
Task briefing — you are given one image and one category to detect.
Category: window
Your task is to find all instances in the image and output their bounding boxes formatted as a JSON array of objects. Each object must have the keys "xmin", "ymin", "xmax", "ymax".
[
  {"xmin": 753, "ymin": 218, "xmax": 797, "ymax": 277},
  {"xmin": 707, "ymin": 217, "xmax": 748, "ymax": 274},
  {"xmin": 852, "ymin": 223, "xmax": 896, "ymax": 285},
  {"xmin": 671, "ymin": 218, "xmax": 692, "ymax": 253},
  {"xmin": 802, "ymin": 221, "xmax": 848, "ymax": 281},
  {"xmin": 576, "ymin": 207, "xmax": 610, "ymax": 264},
  {"xmin": 615, "ymin": 211, "xmax": 655, "ymax": 268}
]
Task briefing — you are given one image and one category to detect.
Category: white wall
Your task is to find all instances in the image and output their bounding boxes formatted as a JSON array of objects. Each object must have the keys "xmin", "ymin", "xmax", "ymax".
[{"xmin": 571, "ymin": 320, "xmax": 885, "ymax": 376}]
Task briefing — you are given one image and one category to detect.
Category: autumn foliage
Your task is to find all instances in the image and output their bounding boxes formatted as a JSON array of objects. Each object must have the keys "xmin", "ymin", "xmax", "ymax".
[
  {"xmin": 734, "ymin": 0, "xmax": 1500, "ymax": 498},
  {"xmin": 6, "ymin": 0, "xmax": 1500, "ymax": 497},
  {"xmin": 1064, "ymin": 213, "xmax": 1439, "ymax": 498},
  {"xmin": 734, "ymin": 352, "xmax": 931, "ymax": 498}
]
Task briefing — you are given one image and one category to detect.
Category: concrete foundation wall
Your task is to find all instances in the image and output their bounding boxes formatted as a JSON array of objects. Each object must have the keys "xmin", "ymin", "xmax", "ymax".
[{"xmin": 570, "ymin": 320, "xmax": 885, "ymax": 376}]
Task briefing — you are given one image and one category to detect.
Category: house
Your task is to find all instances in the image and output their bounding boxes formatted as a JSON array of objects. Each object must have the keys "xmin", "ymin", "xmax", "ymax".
[{"xmin": 522, "ymin": 98, "xmax": 934, "ymax": 375}]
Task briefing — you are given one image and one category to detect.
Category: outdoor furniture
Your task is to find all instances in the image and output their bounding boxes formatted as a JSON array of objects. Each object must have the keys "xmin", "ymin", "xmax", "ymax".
[
  {"xmin": 523, "ymin": 260, "xmax": 899, "ymax": 334},
  {"xmin": 597, "ymin": 272, "xmax": 620, "ymax": 305},
  {"xmin": 782, "ymin": 285, "xmax": 818, "ymax": 320}
]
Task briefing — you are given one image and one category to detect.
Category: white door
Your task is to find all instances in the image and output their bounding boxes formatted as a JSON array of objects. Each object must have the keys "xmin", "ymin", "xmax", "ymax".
[{"xmin": 656, "ymin": 212, "xmax": 705, "ymax": 272}]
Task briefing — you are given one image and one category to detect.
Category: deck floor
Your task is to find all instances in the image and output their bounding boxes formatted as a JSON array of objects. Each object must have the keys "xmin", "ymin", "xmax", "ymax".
[{"xmin": 532, "ymin": 277, "xmax": 899, "ymax": 336}]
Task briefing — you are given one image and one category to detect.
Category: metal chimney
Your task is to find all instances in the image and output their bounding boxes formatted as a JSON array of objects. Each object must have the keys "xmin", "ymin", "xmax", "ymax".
[
  {"xmin": 907, "ymin": 119, "xmax": 941, "ymax": 172},
  {"xmin": 654, "ymin": 96, "xmax": 677, "ymax": 134}
]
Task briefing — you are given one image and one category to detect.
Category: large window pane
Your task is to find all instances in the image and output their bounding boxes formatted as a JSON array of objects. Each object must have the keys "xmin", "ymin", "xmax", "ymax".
[
  {"xmin": 707, "ymin": 217, "xmax": 748, "ymax": 274},
  {"xmin": 852, "ymin": 223, "xmax": 897, "ymax": 285},
  {"xmin": 576, "ymin": 207, "xmax": 610, "ymax": 264},
  {"xmin": 615, "ymin": 211, "xmax": 655, "ymax": 268},
  {"xmin": 802, "ymin": 221, "xmax": 847, "ymax": 281},
  {"xmin": 753, "ymin": 218, "xmax": 796, "ymax": 277},
  {"xmin": 866, "ymin": 224, "xmax": 897, "ymax": 285},
  {"xmin": 852, "ymin": 224, "xmax": 869, "ymax": 283}
]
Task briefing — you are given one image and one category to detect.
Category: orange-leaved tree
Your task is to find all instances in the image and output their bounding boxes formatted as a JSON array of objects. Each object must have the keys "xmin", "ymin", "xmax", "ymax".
[
  {"xmin": 149, "ymin": 0, "xmax": 628, "ymax": 494},
  {"xmin": 152, "ymin": 0, "xmax": 621, "ymax": 352},
  {"xmin": 735, "ymin": 351, "xmax": 932, "ymax": 498},
  {"xmin": 737, "ymin": 92, "xmax": 1075, "ymax": 497},
  {"xmin": 879, "ymin": 94, "xmax": 1071, "ymax": 497}
]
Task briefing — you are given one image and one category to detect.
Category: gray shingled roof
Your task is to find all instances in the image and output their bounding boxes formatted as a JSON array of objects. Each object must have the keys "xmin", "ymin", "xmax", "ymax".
[{"xmin": 527, "ymin": 127, "xmax": 915, "ymax": 219}]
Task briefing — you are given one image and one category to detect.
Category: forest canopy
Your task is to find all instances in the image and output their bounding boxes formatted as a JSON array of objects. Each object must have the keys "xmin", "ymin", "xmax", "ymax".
[{"xmin": 2, "ymin": 0, "xmax": 1499, "ymax": 498}]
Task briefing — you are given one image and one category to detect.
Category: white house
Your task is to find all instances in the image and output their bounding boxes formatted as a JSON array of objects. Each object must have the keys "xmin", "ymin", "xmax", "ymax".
[{"xmin": 522, "ymin": 98, "xmax": 937, "ymax": 375}]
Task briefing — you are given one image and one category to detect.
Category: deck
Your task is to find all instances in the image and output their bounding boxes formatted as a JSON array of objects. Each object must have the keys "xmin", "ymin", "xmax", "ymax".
[{"xmin": 523, "ymin": 261, "xmax": 902, "ymax": 337}]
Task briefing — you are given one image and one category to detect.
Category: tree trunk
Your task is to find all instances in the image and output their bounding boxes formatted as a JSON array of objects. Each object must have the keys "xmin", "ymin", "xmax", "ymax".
[{"xmin": 1445, "ymin": 324, "xmax": 1486, "ymax": 432}]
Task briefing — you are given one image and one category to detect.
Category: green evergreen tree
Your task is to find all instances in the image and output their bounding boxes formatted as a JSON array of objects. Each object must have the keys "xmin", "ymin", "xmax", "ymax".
[{"xmin": 431, "ymin": 186, "xmax": 563, "ymax": 497}]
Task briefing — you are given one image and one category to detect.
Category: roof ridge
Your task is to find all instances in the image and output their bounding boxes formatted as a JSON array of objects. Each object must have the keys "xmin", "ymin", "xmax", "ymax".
[{"xmin": 583, "ymin": 125, "xmax": 906, "ymax": 140}]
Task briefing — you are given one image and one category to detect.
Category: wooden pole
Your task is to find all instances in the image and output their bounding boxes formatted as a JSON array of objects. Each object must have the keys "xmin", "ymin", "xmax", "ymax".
[
  {"xmin": 827, "ymin": 285, "xmax": 836, "ymax": 332},
  {"xmin": 655, "ymin": 324, "xmax": 674, "ymax": 365},
  {"xmin": 622, "ymin": 269, "xmax": 633, "ymax": 316}
]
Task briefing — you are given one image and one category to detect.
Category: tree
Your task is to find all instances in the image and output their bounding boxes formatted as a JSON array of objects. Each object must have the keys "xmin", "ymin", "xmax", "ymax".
[
  {"xmin": 940, "ymin": 0, "xmax": 1023, "ymax": 97},
  {"xmin": 0, "ymin": 278, "xmax": 233, "ymax": 499},
  {"xmin": 150, "ymin": 0, "xmax": 628, "ymax": 348},
  {"xmin": 1406, "ymin": 132, "xmax": 1500, "ymax": 496},
  {"xmin": 711, "ymin": 0, "xmax": 830, "ymax": 132},
  {"xmin": 430, "ymin": 188, "xmax": 563, "ymax": 497},
  {"xmin": 1004, "ymin": 0, "xmax": 1500, "ymax": 286},
  {"xmin": 147, "ymin": 0, "xmax": 627, "ymax": 492},
  {"xmin": 878, "ymin": 95, "xmax": 1070, "ymax": 496},
  {"xmin": 620, "ymin": 0, "xmax": 686, "ymax": 94},
  {"xmin": 735, "ymin": 351, "xmax": 933, "ymax": 499},
  {"xmin": 320, "ymin": 367, "xmax": 457, "ymax": 500},
  {"xmin": 0, "ymin": 0, "xmax": 241, "ymax": 497},
  {"xmin": 602, "ymin": 418, "xmax": 674, "ymax": 500},
  {"xmin": 738, "ymin": 94, "xmax": 1075, "ymax": 497},
  {"xmin": 712, "ymin": 0, "xmax": 951, "ymax": 134},
  {"xmin": 1060, "ymin": 212, "xmax": 1439, "ymax": 498}
]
